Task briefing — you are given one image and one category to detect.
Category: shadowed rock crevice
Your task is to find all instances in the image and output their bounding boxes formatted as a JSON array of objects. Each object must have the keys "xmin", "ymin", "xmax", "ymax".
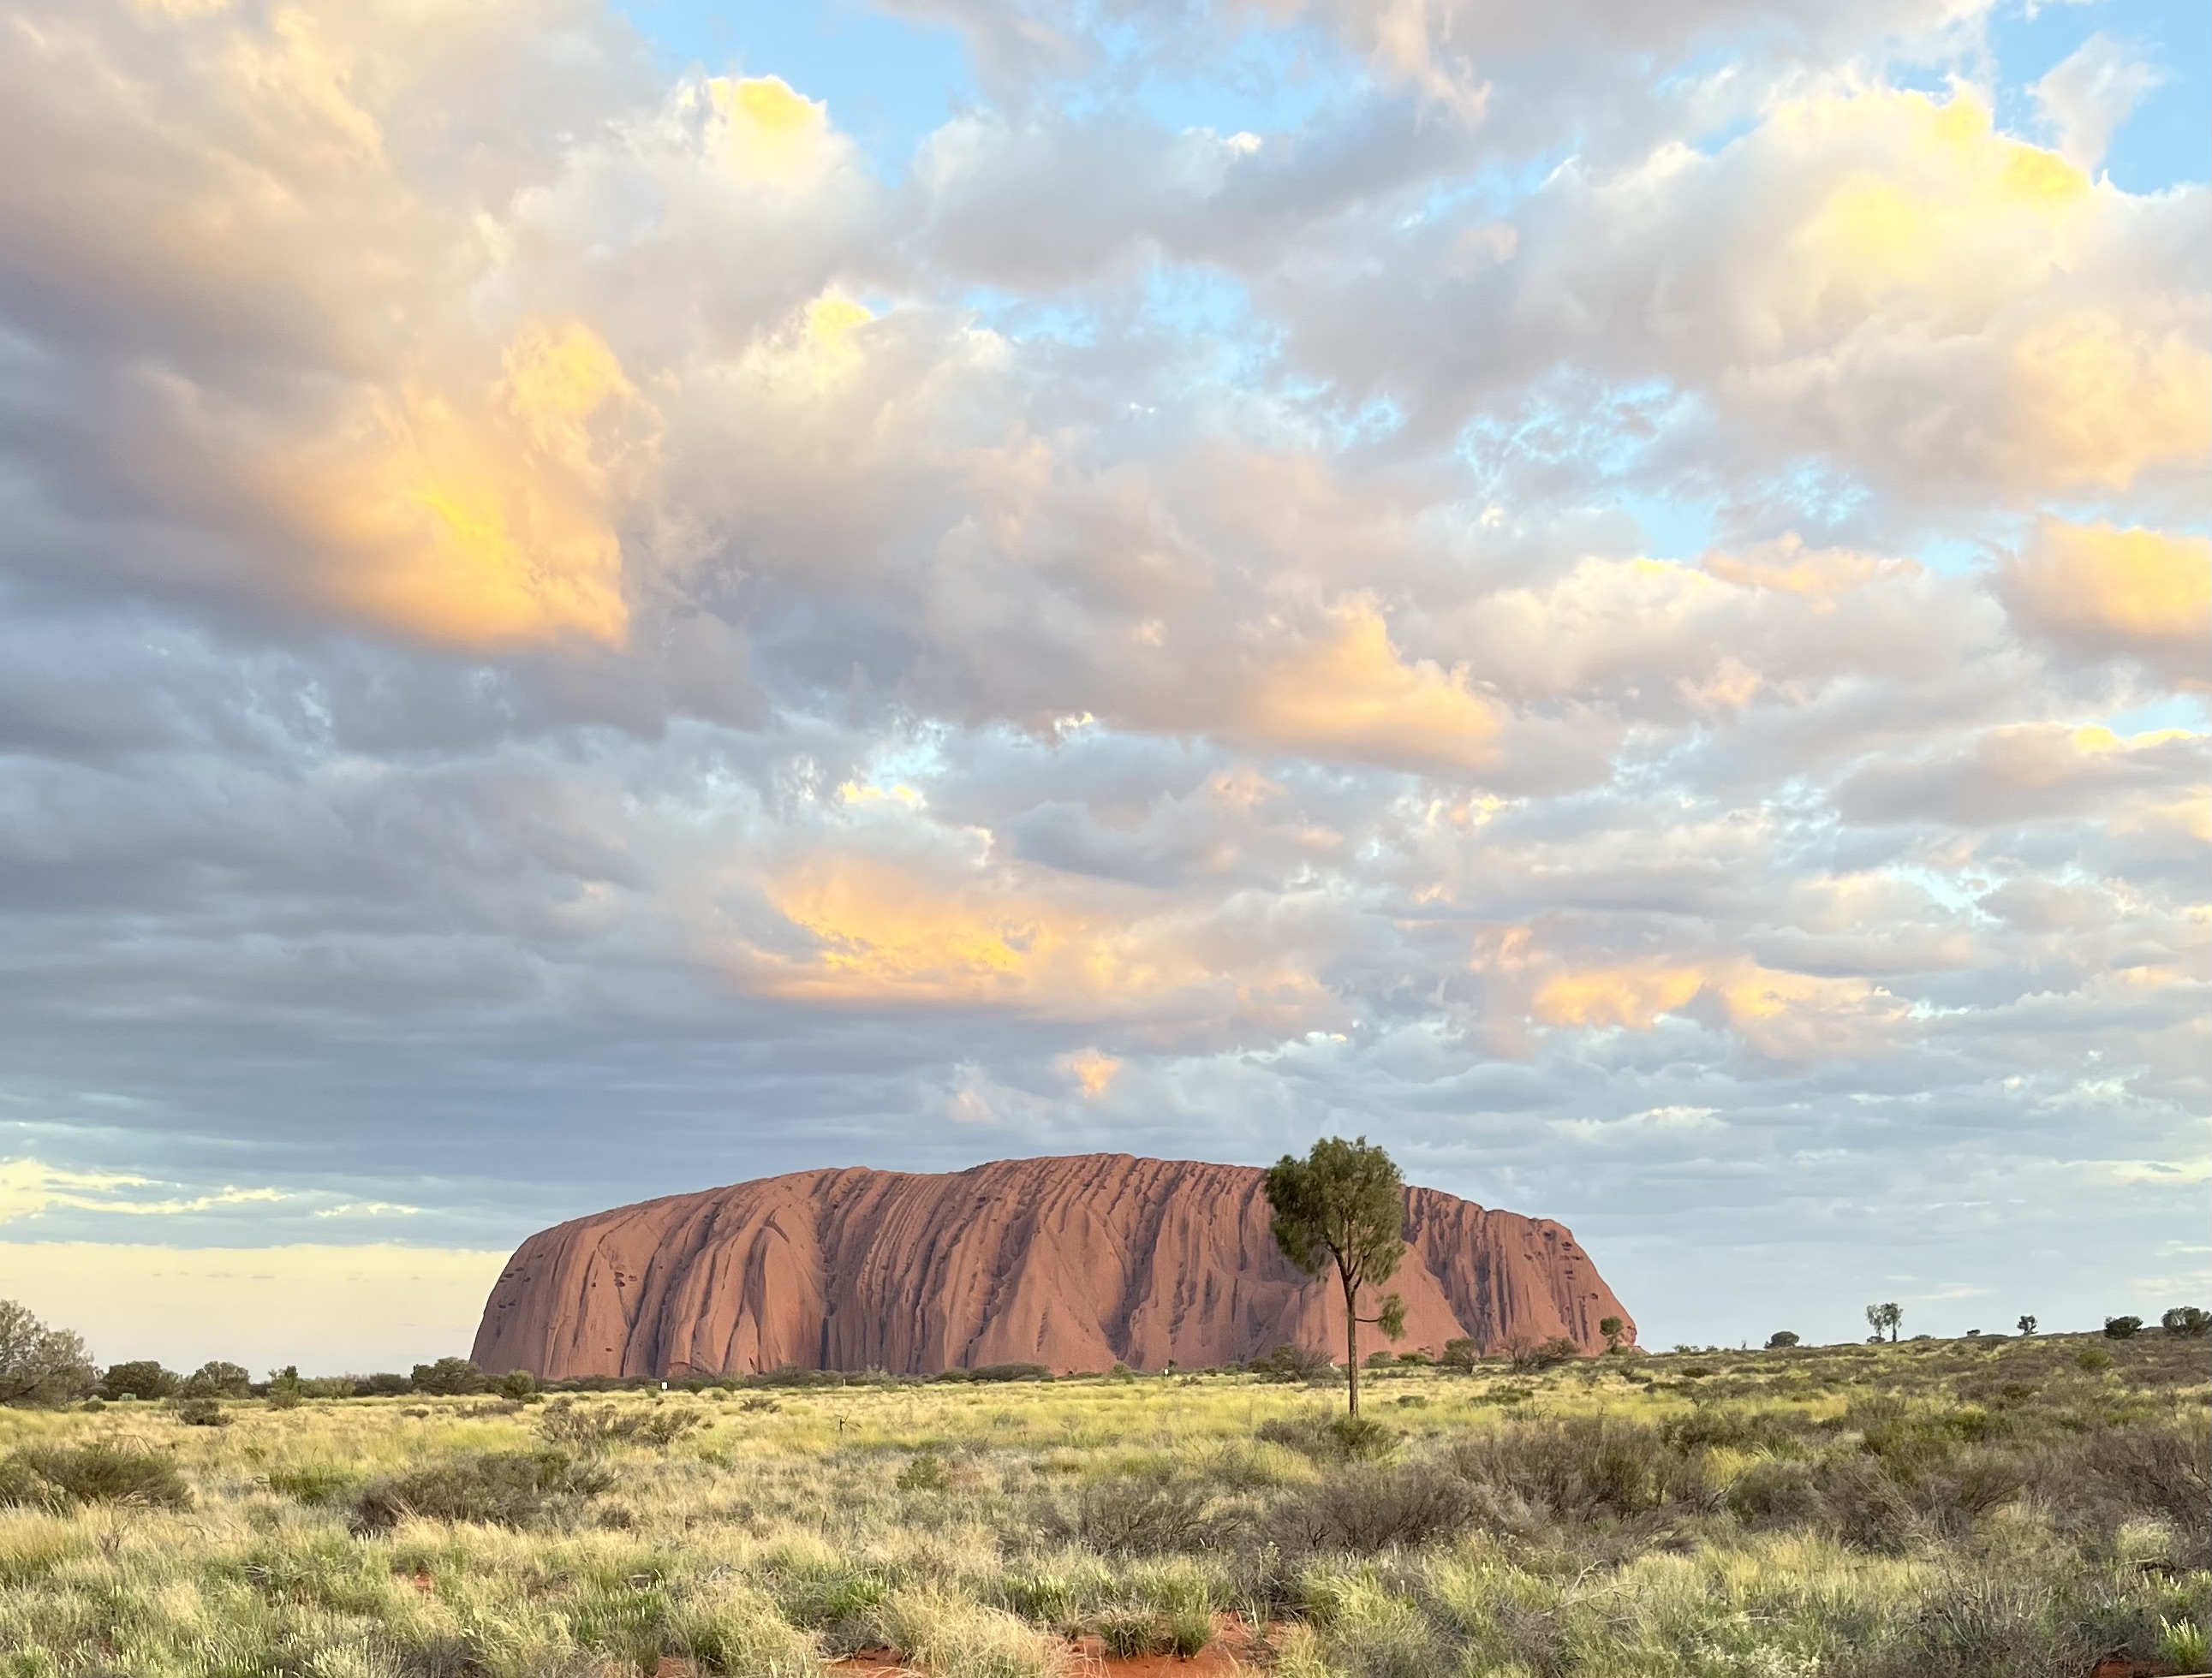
[{"xmin": 472, "ymin": 1154, "xmax": 1637, "ymax": 1379}]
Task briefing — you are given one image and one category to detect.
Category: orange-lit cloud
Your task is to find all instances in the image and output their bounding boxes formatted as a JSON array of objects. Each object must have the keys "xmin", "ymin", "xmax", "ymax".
[
  {"xmin": 1238, "ymin": 598, "xmax": 1504, "ymax": 771},
  {"xmin": 290, "ymin": 322, "xmax": 641, "ymax": 646},
  {"xmin": 2004, "ymin": 519, "xmax": 2211, "ymax": 685},
  {"xmin": 1524, "ymin": 954, "xmax": 1904, "ymax": 1059}
]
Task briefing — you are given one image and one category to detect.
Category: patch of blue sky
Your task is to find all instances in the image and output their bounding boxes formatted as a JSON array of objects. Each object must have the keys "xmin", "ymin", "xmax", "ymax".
[
  {"xmin": 1987, "ymin": 0, "xmax": 2209, "ymax": 193},
  {"xmin": 1613, "ymin": 491, "xmax": 1720, "ymax": 561},
  {"xmin": 617, "ymin": 0, "xmax": 972, "ymax": 178},
  {"xmin": 2102, "ymin": 692, "xmax": 2209, "ymax": 736}
]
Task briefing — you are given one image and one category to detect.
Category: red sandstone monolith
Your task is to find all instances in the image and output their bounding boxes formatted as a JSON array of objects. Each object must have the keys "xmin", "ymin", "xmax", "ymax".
[{"xmin": 471, "ymin": 1153, "xmax": 1634, "ymax": 1378}]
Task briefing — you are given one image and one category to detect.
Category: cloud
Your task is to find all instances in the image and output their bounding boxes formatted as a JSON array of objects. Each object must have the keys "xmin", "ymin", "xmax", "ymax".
[
  {"xmin": 2001, "ymin": 519, "xmax": 2211, "ymax": 687},
  {"xmin": 0, "ymin": 1159, "xmax": 289, "ymax": 1224},
  {"xmin": 0, "ymin": 0, "xmax": 2200, "ymax": 1365},
  {"xmin": 2033, "ymin": 33, "xmax": 2164, "ymax": 172}
]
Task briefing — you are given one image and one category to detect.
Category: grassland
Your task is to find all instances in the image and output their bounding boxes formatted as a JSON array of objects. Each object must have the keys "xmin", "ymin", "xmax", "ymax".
[{"xmin": 1, "ymin": 1332, "xmax": 2205, "ymax": 1677}]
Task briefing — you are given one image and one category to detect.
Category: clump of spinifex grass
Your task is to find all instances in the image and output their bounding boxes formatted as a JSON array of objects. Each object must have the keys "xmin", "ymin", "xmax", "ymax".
[{"xmin": 0, "ymin": 1331, "xmax": 2203, "ymax": 1675}]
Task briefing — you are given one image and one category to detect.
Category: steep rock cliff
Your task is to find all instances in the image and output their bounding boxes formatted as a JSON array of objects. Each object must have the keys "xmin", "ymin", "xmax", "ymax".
[{"xmin": 472, "ymin": 1153, "xmax": 1634, "ymax": 1378}]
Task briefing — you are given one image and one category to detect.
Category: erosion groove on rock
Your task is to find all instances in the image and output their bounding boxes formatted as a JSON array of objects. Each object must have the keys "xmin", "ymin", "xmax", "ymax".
[{"xmin": 472, "ymin": 1154, "xmax": 1635, "ymax": 1379}]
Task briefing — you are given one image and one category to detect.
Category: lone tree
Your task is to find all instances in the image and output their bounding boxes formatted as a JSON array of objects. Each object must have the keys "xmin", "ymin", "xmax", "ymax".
[
  {"xmin": 1598, "ymin": 1315, "xmax": 1627, "ymax": 1354},
  {"xmin": 1864, "ymin": 1302, "xmax": 1902, "ymax": 1343},
  {"xmin": 0, "ymin": 1299, "xmax": 97, "ymax": 1407},
  {"xmin": 2016, "ymin": 1314, "xmax": 2037, "ymax": 1336},
  {"xmin": 1264, "ymin": 1135, "xmax": 1407, "ymax": 1419}
]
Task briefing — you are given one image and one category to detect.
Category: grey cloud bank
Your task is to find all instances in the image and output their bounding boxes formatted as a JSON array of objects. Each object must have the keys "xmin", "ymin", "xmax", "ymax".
[{"xmin": 0, "ymin": 0, "xmax": 2203, "ymax": 1362}]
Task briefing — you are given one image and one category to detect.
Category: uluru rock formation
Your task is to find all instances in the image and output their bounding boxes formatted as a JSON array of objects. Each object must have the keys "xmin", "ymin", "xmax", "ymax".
[{"xmin": 473, "ymin": 1154, "xmax": 1635, "ymax": 1380}]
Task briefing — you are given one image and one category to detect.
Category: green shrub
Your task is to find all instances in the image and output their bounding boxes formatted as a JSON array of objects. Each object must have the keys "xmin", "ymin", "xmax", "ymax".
[
  {"xmin": 2160, "ymin": 1306, "xmax": 2210, "ymax": 1336},
  {"xmin": 96, "ymin": 1359, "xmax": 176, "ymax": 1401},
  {"xmin": 1766, "ymin": 1330, "xmax": 1801, "ymax": 1348},
  {"xmin": 1251, "ymin": 1343, "xmax": 1337, "ymax": 1383},
  {"xmin": 358, "ymin": 1372, "xmax": 412, "ymax": 1396},
  {"xmin": 409, "ymin": 1356, "xmax": 487, "ymax": 1395},
  {"xmin": 2078, "ymin": 1348, "xmax": 2114, "ymax": 1372},
  {"xmin": 267, "ymin": 1462, "xmax": 361, "ymax": 1507},
  {"xmin": 175, "ymin": 1396, "xmax": 230, "ymax": 1427},
  {"xmin": 2104, "ymin": 1316, "xmax": 2143, "ymax": 1340},
  {"xmin": 0, "ymin": 1443, "xmax": 191, "ymax": 1508},
  {"xmin": 181, "ymin": 1360, "xmax": 251, "ymax": 1398},
  {"xmin": 896, "ymin": 1450, "xmax": 949, "ymax": 1491},
  {"xmin": 352, "ymin": 1449, "xmax": 613, "ymax": 1530}
]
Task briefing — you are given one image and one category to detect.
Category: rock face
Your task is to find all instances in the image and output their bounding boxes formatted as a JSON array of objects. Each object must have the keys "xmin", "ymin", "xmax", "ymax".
[{"xmin": 472, "ymin": 1154, "xmax": 1635, "ymax": 1379}]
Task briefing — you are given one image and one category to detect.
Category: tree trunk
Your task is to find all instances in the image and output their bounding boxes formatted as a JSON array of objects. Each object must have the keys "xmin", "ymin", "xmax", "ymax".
[{"xmin": 1342, "ymin": 1267, "xmax": 1360, "ymax": 1419}]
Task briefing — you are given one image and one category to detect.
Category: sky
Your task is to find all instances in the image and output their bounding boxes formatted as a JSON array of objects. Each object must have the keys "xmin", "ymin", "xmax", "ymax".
[{"xmin": 0, "ymin": 0, "xmax": 2204, "ymax": 1374}]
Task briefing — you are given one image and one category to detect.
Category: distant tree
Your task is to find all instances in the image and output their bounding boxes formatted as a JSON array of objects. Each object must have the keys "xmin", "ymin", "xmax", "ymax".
[
  {"xmin": 2160, "ymin": 1306, "xmax": 2210, "ymax": 1336},
  {"xmin": 496, "ymin": 1369, "xmax": 537, "ymax": 1400},
  {"xmin": 265, "ymin": 1364, "xmax": 304, "ymax": 1409},
  {"xmin": 2103, "ymin": 1316, "xmax": 2143, "ymax": 1340},
  {"xmin": 411, "ymin": 1356, "xmax": 488, "ymax": 1396},
  {"xmin": 2016, "ymin": 1315, "xmax": 2037, "ymax": 1336},
  {"xmin": 1364, "ymin": 1348, "xmax": 1396, "ymax": 1370},
  {"xmin": 0, "ymin": 1300, "xmax": 97, "ymax": 1407},
  {"xmin": 1765, "ymin": 1331, "xmax": 1800, "ymax": 1349},
  {"xmin": 1440, "ymin": 1337, "xmax": 1481, "ymax": 1373},
  {"xmin": 1864, "ymin": 1303, "xmax": 1902, "ymax": 1344},
  {"xmin": 360, "ymin": 1372, "xmax": 413, "ymax": 1396},
  {"xmin": 98, "ymin": 1360, "xmax": 177, "ymax": 1401},
  {"xmin": 1264, "ymin": 1135, "xmax": 1407, "ymax": 1419},
  {"xmin": 181, "ymin": 1361, "xmax": 251, "ymax": 1399},
  {"xmin": 1598, "ymin": 1315, "xmax": 1627, "ymax": 1353}
]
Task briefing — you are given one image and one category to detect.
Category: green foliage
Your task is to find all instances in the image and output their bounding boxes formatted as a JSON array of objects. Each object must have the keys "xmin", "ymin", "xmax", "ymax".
[
  {"xmin": 1251, "ymin": 1342, "xmax": 1337, "ymax": 1383},
  {"xmin": 1598, "ymin": 1314, "xmax": 1626, "ymax": 1351},
  {"xmin": 409, "ymin": 1355, "xmax": 488, "ymax": 1395},
  {"xmin": 96, "ymin": 1359, "xmax": 176, "ymax": 1401},
  {"xmin": 2016, "ymin": 1314, "xmax": 2037, "ymax": 1335},
  {"xmin": 1767, "ymin": 1330, "xmax": 1802, "ymax": 1348},
  {"xmin": 2078, "ymin": 1347, "xmax": 2114, "ymax": 1372},
  {"xmin": 265, "ymin": 1463, "xmax": 361, "ymax": 1506},
  {"xmin": 535, "ymin": 1396, "xmax": 704, "ymax": 1452},
  {"xmin": 2104, "ymin": 1315, "xmax": 2143, "ymax": 1339},
  {"xmin": 1866, "ymin": 1302, "xmax": 1903, "ymax": 1342},
  {"xmin": 1440, "ymin": 1337, "xmax": 1481, "ymax": 1372},
  {"xmin": 1265, "ymin": 1135, "xmax": 1408, "ymax": 1415},
  {"xmin": 180, "ymin": 1360, "xmax": 251, "ymax": 1398},
  {"xmin": 352, "ymin": 1449, "xmax": 613, "ymax": 1530},
  {"xmin": 174, "ymin": 1396, "xmax": 230, "ymax": 1427},
  {"xmin": 896, "ymin": 1450, "xmax": 949, "ymax": 1491},
  {"xmin": 496, "ymin": 1367, "xmax": 537, "ymax": 1399},
  {"xmin": 1508, "ymin": 1336, "xmax": 1580, "ymax": 1372},
  {"xmin": 2160, "ymin": 1306, "xmax": 2209, "ymax": 1336},
  {"xmin": 0, "ymin": 1300, "xmax": 97, "ymax": 1408},
  {"xmin": 358, "ymin": 1371, "xmax": 413, "ymax": 1396},
  {"xmin": 0, "ymin": 1442, "xmax": 191, "ymax": 1508},
  {"xmin": 935, "ymin": 1362, "xmax": 1053, "ymax": 1383}
]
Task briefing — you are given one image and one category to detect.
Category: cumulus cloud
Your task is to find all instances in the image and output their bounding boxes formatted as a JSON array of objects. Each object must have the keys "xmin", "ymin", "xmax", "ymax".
[
  {"xmin": 0, "ymin": 0, "xmax": 2201, "ymax": 1357},
  {"xmin": 2000, "ymin": 519, "xmax": 2210, "ymax": 688}
]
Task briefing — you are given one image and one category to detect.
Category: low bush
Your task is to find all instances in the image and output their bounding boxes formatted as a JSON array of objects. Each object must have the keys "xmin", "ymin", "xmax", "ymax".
[
  {"xmin": 352, "ymin": 1449, "xmax": 614, "ymax": 1530},
  {"xmin": 266, "ymin": 1462, "xmax": 361, "ymax": 1507},
  {"xmin": 0, "ymin": 1442, "xmax": 192, "ymax": 1508},
  {"xmin": 935, "ymin": 1362, "xmax": 1053, "ymax": 1383},
  {"xmin": 1255, "ymin": 1412, "xmax": 1400, "ymax": 1461},
  {"xmin": 175, "ymin": 1396, "xmax": 230, "ymax": 1426},
  {"xmin": 535, "ymin": 1397, "xmax": 705, "ymax": 1452},
  {"xmin": 1285, "ymin": 1463, "xmax": 1481, "ymax": 1553},
  {"xmin": 1070, "ymin": 1477, "xmax": 1217, "ymax": 1556},
  {"xmin": 1250, "ymin": 1343, "xmax": 1337, "ymax": 1383}
]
